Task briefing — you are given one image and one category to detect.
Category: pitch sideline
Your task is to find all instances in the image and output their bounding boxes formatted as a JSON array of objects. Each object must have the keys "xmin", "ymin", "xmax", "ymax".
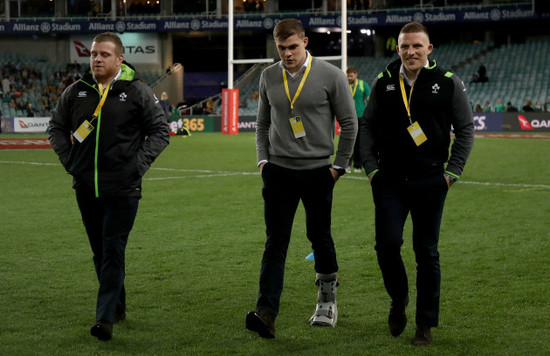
[{"xmin": 0, "ymin": 160, "xmax": 548, "ymax": 190}]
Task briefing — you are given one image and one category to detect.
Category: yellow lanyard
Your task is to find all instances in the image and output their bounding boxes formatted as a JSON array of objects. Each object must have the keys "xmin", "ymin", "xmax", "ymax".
[
  {"xmin": 93, "ymin": 83, "xmax": 111, "ymax": 118},
  {"xmin": 350, "ymin": 80, "xmax": 358, "ymax": 96},
  {"xmin": 399, "ymin": 76, "xmax": 414, "ymax": 125},
  {"xmin": 282, "ymin": 56, "xmax": 313, "ymax": 111}
]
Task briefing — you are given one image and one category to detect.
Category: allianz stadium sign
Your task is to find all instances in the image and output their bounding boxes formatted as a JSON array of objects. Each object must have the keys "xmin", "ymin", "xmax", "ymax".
[{"xmin": 0, "ymin": 5, "xmax": 539, "ymax": 34}]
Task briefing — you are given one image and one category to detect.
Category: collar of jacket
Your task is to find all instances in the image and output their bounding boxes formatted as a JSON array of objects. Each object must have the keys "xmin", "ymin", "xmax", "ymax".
[
  {"xmin": 380, "ymin": 58, "xmax": 437, "ymax": 79},
  {"xmin": 119, "ymin": 61, "xmax": 136, "ymax": 81}
]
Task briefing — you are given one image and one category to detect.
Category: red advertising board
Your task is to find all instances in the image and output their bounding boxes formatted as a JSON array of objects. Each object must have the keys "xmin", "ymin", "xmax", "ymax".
[{"xmin": 222, "ymin": 88, "xmax": 239, "ymax": 135}]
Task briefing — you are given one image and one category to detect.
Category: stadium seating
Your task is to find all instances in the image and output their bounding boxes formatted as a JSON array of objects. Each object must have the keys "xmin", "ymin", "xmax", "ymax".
[
  {"xmin": 2, "ymin": 39, "xmax": 549, "ymax": 117},
  {"xmin": 456, "ymin": 39, "xmax": 550, "ymax": 110},
  {"xmin": 0, "ymin": 53, "xmax": 168, "ymax": 117},
  {"xmin": 229, "ymin": 39, "xmax": 550, "ymax": 116}
]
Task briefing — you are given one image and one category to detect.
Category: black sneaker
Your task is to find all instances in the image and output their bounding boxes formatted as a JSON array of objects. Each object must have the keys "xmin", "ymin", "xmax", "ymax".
[
  {"xmin": 388, "ymin": 296, "xmax": 409, "ymax": 337},
  {"xmin": 90, "ymin": 320, "xmax": 113, "ymax": 341},
  {"xmin": 246, "ymin": 309, "xmax": 276, "ymax": 339}
]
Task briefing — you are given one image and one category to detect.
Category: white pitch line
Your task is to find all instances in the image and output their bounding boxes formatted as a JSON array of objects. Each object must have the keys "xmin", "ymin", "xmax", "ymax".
[
  {"xmin": 0, "ymin": 160, "xmax": 59, "ymax": 166},
  {"xmin": 345, "ymin": 175, "xmax": 549, "ymax": 189},
  {"xmin": 151, "ymin": 167, "xmax": 221, "ymax": 174},
  {"xmin": 459, "ymin": 180, "xmax": 550, "ymax": 189},
  {"xmin": 145, "ymin": 171, "xmax": 259, "ymax": 180},
  {"xmin": 1, "ymin": 160, "xmax": 548, "ymax": 189}
]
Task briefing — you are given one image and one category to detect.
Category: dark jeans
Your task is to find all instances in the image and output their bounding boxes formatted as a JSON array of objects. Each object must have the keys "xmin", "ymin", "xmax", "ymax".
[
  {"xmin": 257, "ymin": 163, "xmax": 338, "ymax": 317},
  {"xmin": 371, "ymin": 172, "xmax": 448, "ymax": 328},
  {"xmin": 76, "ymin": 190, "xmax": 139, "ymax": 323}
]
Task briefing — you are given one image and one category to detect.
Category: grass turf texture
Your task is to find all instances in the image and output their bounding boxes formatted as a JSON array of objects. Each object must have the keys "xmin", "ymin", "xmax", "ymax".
[{"xmin": 0, "ymin": 132, "xmax": 549, "ymax": 355}]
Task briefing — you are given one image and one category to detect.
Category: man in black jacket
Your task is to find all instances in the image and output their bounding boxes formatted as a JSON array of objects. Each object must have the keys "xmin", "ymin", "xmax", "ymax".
[
  {"xmin": 49, "ymin": 32, "xmax": 170, "ymax": 341},
  {"xmin": 360, "ymin": 22, "xmax": 474, "ymax": 346}
]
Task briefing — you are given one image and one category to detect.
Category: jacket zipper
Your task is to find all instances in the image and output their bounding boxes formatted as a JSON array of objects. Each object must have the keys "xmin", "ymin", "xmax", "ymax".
[
  {"xmin": 88, "ymin": 82, "xmax": 102, "ymax": 198},
  {"xmin": 94, "ymin": 107, "xmax": 101, "ymax": 198}
]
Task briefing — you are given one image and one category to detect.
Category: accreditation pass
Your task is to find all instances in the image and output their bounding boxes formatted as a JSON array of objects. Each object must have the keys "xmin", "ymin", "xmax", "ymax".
[
  {"xmin": 289, "ymin": 116, "xmax": 306, "ymax": 138},
  {"xmin": 407, "ymin": 121, "xmax": 427, "ymax": 146},
  {"xmin": 73, "ymin": 120, "xmax": 95, "ymax": 143}
]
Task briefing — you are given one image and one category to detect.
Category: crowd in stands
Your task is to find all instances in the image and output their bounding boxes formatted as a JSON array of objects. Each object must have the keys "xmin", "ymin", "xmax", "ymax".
[
  {"xmin": 1, "ymin": 61, "xmax": 84, "ymax": 117},
  {"xmin": 473, "ymin": 99, "xmax": 547, "ymax": 113}
]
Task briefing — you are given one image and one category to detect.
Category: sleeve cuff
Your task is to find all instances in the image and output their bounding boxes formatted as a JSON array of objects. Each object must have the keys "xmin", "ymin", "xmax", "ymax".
[
  {"xmin": 444, "ymin": 170, "xmax": 460, "ymax": 179},
  {"xmin": 367, "ymin": 169, "xmax": 379, "ymax": 177}
]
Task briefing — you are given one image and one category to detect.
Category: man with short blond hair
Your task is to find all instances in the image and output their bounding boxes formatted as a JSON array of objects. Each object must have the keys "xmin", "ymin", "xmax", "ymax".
[{"xmin": 360, "ymin": 22, "xmax": 474, "ymax": 346}]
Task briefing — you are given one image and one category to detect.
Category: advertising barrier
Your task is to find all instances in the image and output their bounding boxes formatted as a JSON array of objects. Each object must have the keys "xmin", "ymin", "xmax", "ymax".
[
  {"xmin": 222, "ymin": 89, "xmax": 239, "ymax": 135},
  {"xmin": 169, "ymin": 115, "xmax": 215, "ymax": 133},
  {"xmin": 237, "ymin": 115, "xmax": 256, "ymax": 132},
  {"xmin": 503, "ymin": 112, "xmax": 550, "ymax": 132},
  {"xmin": 7, "ymin": 117, "xmax": 51, "ymax": 133},
  {"xmin": 473, "ymin": 112, "xmax": 550, "ymax": 132},
  {"xmin": 472, "ymin": 113, "xmax": 503, "ymax": 132},
  {"xmin": 232, "ymin": 113, "xmax": 550, "ymax": 135},
  {"xmin": 3, "ymin": 113, "xmax": 550, "ymax": 134}
]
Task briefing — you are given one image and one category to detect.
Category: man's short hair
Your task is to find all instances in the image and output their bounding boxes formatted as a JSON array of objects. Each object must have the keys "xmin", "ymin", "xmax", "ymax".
[
  {"xmin": 346, "ymin": 66, "xmax": 358, "ymax": 75},
  {"xmin": 399, "ymin": 22, "xmax": 430, "ymax": 40},
  {"xmin": 92, "ymin": 32, "xmax": 124, "ymax": 56},
  {"xmin": 273, "ymin": 18, "xmax": 305, "ymax": 41}
]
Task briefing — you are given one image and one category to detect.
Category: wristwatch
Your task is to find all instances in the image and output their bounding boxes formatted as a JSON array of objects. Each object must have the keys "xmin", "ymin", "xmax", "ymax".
[{"xmin": 444, "ymin": 173, "xmax": 459, "ymax": 185}]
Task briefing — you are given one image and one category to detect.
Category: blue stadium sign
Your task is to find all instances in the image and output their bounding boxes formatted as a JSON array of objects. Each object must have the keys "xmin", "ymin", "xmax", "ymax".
[{"xmin": 0, "ymin": 5, "xmax": 537, "ymax": 34}]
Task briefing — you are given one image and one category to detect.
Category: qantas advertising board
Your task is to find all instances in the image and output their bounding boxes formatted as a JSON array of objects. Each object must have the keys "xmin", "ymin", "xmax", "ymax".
[
  {"xmin": 471, "ymin": 112, "xmax": 550, "ymax": 132},
  {"xmin": 70, "ymin": 33, "xmax": 160, "ymax": 64},
  {"xmin": 12, "ymin": 117, "xmax": 50, "ymax": 133},
  {"xmin": 503, "ymin": 112, "xmax": 550, "ymax": 132}
]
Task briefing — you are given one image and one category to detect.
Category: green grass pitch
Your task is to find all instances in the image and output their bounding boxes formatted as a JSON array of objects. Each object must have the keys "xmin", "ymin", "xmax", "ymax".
[{"xmin": 0, "ymin": 132, "xmax": 549, "ymax": 355}]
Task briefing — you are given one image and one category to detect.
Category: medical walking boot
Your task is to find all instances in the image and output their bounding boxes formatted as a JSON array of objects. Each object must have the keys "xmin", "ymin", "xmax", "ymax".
[{"xmin": 309, "ymin": 273, "xmax": 339, "ymax": 327}]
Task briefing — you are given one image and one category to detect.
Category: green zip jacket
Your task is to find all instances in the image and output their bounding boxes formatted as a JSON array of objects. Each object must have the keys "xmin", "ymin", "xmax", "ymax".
[{"xmin": 49, "ymin": 62, "xmax": 170, "ymax": 198}]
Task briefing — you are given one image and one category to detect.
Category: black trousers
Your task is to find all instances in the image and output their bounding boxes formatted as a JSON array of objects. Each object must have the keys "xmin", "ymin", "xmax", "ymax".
[
  {"xmin": 371, "ymin": 172, "xmax": 448, "ymax": 328},
  {"xmin": 350, "ymin": 128, "xmax": 362, "ymax": 169},
  {"xmin": 76, "ymin": 190, "xmax": 139, "ymax": 323},
  {"xmin": 256, "ymin": 163, "xmax": 338, "ymax": 317}
]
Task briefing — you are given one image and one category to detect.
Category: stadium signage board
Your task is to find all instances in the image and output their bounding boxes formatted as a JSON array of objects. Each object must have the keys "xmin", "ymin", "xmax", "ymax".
[
  {"xmin": 0, "ymin": 5, "xmax": 537, "ymax": 34},
  {"xmin": 70, "ymin": 33, "xmax": 160, "ymax": 64}
]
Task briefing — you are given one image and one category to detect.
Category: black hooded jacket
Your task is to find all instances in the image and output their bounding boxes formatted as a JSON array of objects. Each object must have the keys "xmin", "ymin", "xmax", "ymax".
[{"xmin": 49, "ymin": 62, "xmax": 170, "ymax": 197}]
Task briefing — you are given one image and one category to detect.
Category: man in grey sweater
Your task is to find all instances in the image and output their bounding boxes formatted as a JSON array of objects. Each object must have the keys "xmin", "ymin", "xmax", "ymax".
[{"xmin": 246, "ymin": 18, "xmax": 357, "ymax": 339}]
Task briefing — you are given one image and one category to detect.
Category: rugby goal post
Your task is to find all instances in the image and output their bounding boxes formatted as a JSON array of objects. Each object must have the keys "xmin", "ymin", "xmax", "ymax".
[{"xmin": 223, "ymin": 0, "xmax": 348, "ymax": 134}]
